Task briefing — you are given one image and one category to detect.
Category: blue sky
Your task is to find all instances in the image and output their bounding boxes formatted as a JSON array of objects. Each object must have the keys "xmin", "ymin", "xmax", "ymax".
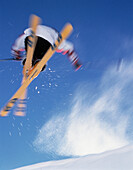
[{"xmin": 1, "ymin": 0, "xmax": 133, "ymax": 169}]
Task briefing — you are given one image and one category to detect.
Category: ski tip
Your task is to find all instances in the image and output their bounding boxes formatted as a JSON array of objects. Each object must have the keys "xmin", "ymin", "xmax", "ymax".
[
  {"xmin": 29, "ymin": 14, "xmax": 41, "ymax": 26},
  {"xmin": 61, "ymin": 23, "xmax": 73, "ymax": 39},
  {"xmin": 65, "ymin": 23, "xmax": 73, "ymax": 31},
  {"xmin": 0, "ymin": 111, "xmax": 8, "ymax": 117}
]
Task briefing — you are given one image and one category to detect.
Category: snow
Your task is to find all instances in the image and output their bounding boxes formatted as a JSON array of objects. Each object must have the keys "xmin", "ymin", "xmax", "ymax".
[{"xmin": 14, "ymin": 144, "xmax": 133, "ymax": 170}]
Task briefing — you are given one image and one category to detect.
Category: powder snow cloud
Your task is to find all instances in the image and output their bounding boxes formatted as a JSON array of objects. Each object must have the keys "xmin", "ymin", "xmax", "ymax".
[{"xmin": 33, "ymin": 60, "xmax": 133, "ymax": 156}]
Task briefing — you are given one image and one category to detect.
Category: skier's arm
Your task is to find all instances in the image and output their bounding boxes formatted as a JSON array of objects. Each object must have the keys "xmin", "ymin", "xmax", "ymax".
[
  {"xmin": 57, "ymin": 40, "xmax": 82, "ymax": 71},
  {"xmin": 11, "ymin": 34, "xmax": 26, "ymax": 60}
]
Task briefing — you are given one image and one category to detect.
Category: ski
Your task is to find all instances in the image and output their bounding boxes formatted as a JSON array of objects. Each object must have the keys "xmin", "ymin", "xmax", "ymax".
[
  {"xmin": 0, "ymin": 23, "xmax": 73, "ymax": 116},
  {"xmin": 13, "ymin": 77, "xmax": 27, "ymax": 116},
  {"xmin": 14, "ymin": 15, "xmax": 40, "ymax": 116},
  {"xmin": 24, "ymin": 14, "xmax": 41, "ymax": 76}
]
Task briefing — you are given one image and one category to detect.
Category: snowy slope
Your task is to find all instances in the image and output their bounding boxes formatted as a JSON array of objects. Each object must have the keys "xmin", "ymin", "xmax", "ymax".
[{"xmin": 14, "ymin": 145, "xmax": 133, "ymax": 170}]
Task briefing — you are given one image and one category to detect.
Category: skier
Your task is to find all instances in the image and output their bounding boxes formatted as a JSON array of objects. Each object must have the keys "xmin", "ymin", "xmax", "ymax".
[{"xmin": 11, "ymin": 25, "xmax": 82, "ymax": 71}]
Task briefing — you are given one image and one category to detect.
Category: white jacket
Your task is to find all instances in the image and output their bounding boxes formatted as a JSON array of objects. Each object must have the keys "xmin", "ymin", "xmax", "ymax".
[
  {"xmin": 12, "ymin": 25, "xmax": 74, "ymax": 54},
  {"xmin": 11, "ymin": 25, "xmax": 81, "ymax": 70}
]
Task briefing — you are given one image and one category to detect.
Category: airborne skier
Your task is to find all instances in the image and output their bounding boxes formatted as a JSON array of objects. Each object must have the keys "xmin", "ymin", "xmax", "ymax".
[
  {"xmin": 0, "ymin": 14, "xmax": 75, "ymax": 117},
  {"xmin": 11, "ymin": 25, "xmax": 82, "ymax": 71}
]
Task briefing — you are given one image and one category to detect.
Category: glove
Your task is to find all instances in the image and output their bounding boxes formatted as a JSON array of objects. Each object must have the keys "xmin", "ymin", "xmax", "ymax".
[
  {"xmin": 11, "ymin": 49, "xmax": 26, "ymax": 60},
  {"xmin": 67, "ymin": 50, "xmax": 82, "ymax": 71}
]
